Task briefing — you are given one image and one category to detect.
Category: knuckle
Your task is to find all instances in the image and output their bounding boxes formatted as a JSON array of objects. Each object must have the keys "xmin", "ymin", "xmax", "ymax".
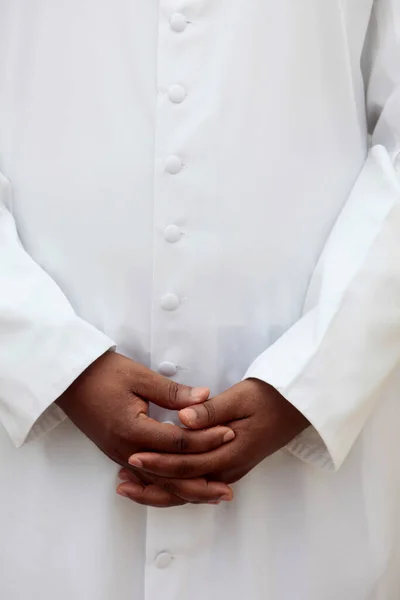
[
  {"xmin": 168, "ymin": 381, "xmax": 180, "ymax": 406},
  {"xmin": 172, "ymin": 432, "xmax": 189, "ymax": 453},
  {"xmin": 161, "ymin": 480, "xmax": 179, "ymax": 496},
  {"xmin": 177, "ymin": 458, "xmax": 192, "ymax": 478},
  {"xmin": 204, "ymin": 400, "xmax": 217, "ymax": 426}
]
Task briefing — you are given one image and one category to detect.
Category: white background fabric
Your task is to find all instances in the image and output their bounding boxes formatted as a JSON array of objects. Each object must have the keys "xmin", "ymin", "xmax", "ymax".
[{"xmin": 0, "ymin": 1, "xmax": 400, "ymax": 598}]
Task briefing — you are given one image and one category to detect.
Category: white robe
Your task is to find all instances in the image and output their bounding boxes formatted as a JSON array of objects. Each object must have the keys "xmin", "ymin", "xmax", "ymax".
[{"xmin": 0, "ymin": 1, "xmax": 400, "ymax": 598}]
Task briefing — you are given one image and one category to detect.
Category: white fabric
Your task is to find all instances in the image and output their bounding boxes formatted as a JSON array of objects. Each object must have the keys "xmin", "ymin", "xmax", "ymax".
[{"xmin": 0, "ymin": 0, "xmax": 400, "ymax": 598}]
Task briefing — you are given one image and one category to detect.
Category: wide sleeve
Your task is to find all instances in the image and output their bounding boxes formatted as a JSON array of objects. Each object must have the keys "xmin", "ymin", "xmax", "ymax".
[
  {"xmin": 0, "ymin": 173, "xmax": 115, "ymax": 447},
  {"xmin": 244, "ymin": 0, "xmax": 400, "ymax": 470}
]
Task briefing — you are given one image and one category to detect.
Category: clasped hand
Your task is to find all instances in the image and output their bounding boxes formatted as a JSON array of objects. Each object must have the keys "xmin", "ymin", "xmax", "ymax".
[{"xmin": 57, "ymin": 352, "xmax": 308, "ymax": 508}]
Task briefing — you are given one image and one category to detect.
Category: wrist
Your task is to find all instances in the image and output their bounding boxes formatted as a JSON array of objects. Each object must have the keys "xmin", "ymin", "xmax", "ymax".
[
  {"xmin": 247, "ymin": 377, "xmax": 310, "ymax": 435},
  {"xmin": 56, "ymin": 350, "xmax": 113, "ymax": 412}
]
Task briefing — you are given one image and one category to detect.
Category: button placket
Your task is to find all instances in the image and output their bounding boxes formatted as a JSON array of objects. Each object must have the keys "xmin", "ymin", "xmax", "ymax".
[
  {"xmin": 147, "ymin": 6, "xmax": 216, "ymax": 599},
  {"xmin": 150, "ymin": 7, "xmax": 191, "ymax": 385}
]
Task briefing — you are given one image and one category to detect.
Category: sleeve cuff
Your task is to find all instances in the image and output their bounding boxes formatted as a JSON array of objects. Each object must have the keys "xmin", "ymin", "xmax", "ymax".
[
  {"xmin": 244, "ymin": 145, "xmax": 400, "ymax": 471},
  {"xmin": 0, "ymin": 318, "xmax": 115, "ymax": 447},
  {"xmin": 243, "ymin": 325, "xmax": 340, "ymax": 472}
]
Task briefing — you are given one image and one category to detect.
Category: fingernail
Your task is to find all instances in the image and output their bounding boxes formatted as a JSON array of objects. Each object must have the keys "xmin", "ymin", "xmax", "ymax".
[
  {"xmin": 118, "ymin": 483, "xmax": 143, "ymax": 496},
  {"xmin": 208, "ymin": 500, "xmax": 221, "ymax": 505},
  {"xmin": 223, "ymin": 430, "xmax": 235, "ymax": 443},
  {"xmin": 220, "ymin": 494, "xmax": 233, "ymax": 502},
  {"xmin": 128, "ymin": 457, "xmax": 143, "ymax": 469},
  {"xmin": 189, "ymin": 387, "xmax": 209, "ymax": 403},
  {"xmin": 180, "ymin": 408, "xmax": 198, "ymax": 426},
  {"xmin": 118, "ymin": 469, "xmax": 130, "ymax": 480}
]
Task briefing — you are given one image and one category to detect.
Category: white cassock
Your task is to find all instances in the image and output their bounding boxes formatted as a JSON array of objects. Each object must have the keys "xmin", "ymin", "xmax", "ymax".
[{"xmin": 1, "ymin": 1, "xmax": 400, "ymax": 598}]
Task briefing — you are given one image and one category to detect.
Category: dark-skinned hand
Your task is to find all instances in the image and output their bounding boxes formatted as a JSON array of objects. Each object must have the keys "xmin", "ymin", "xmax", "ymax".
[
  {"xmin": 126, "ymin": 378, "xmax": 309, "ymax": 486},
  {"xmin": 56, "ymin": 352, "xmax": 235, "ymax": 507}
]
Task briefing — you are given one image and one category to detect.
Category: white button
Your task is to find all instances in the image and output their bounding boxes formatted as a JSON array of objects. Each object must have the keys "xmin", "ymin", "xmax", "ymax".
[
  {"xmin": 168, "ymin": 84, "xmax": 186, "ymax": 104},
  {"xmin": 165, "ymin": 155, "xmax": 182, "ymax": 174},
  {"xmin": 164, "ymin": 225, "xmax": 182, "ymax": 243},
  {"xmin": 170, "ymin": 13, "xmax": 187, "ymax": 32},
  {"xmin": 158, "ymin": 362, "xmax": 177, "ymax": 377},
  {"xmin": 155, "ymin": 552, "xmax": 174, "ymax": 569},
  {"xmin": 161, "ymin": 293, "xmax": 180, "ymax": 311}
]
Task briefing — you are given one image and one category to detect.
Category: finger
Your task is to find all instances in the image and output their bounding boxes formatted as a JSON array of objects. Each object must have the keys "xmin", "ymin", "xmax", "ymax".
[
  {"xmin": 118, "ymin": 468, "xmax": 188, "ymax": 505},
  {"xmin": 118, "ymin": 469, "xmax": 155, "ymax": 485},
  {"xmin": 118, "ymin": 468, "xmax": 142, "ymax": 482},
  {"xmin": 118, "ymin": 466, "xmax": 166, "ymax": 493},
  {"xmin": 117, "ymin": 481, "xmax": 186, "ymax": 508},
  {"xmin": 118, "ymin": 467, "xmax": 164, "ymax": 491},
  {"xmin": 118, "ymin": 469, "xmax": 233, "ymax": 504},
  {"xmin": 130, "ymin": 364, "xmax": 210, "ymax": 410},
  {"xmin": 129, "ymin": 442, "xmax": 234, "ymax": 479},
  {"xmin": 179, "ymin": 385, "xmax": 245, "ymax": 430},
  {"xmin": 118, "ymin": 468, "xmax": 169, "ymax": 490},
  {"xmin": 148, "ymin": 475, "xmax": 233, "ymax": 504},
  {"xmin": 134, "ymin": 416, "xmax": 235, "ymax": 453}
]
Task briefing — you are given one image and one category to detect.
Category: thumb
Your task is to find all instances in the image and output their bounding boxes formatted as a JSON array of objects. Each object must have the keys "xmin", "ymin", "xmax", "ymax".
[
  {"xmin": 162, "ymin": 380, "xmax": 210, "ymax": 410},
  {"xmin": 179, "ymin": 386, "xmax": 242, "ymax": 429},
  {"xmin": 134, "ymin": 368, "xmax": 210, "ymax": 410}
]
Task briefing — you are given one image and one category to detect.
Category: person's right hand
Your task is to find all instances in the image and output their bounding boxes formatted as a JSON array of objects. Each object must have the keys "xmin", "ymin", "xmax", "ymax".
[{"xmin": 56, "ymin": 351, "xmax": 234, "ymax": 507}]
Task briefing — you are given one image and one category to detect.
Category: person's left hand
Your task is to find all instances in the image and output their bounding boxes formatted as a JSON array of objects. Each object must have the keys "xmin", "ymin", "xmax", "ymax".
[{"xmin": 127, "ymin": 379, "xmax": 309, "ymax": 485}]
